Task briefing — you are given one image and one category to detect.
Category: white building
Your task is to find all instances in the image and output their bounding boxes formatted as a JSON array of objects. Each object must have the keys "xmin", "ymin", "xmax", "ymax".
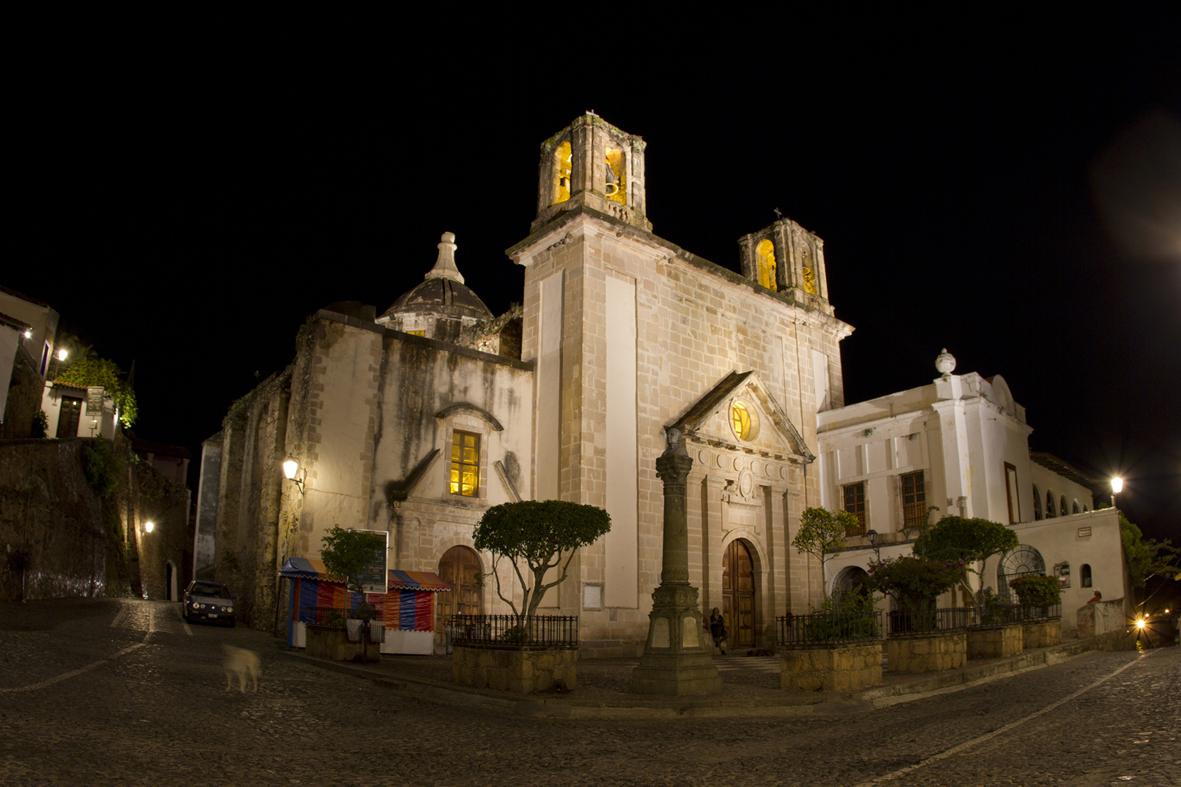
[{"xmin": 817, "ymin": 350, "xmax": 1128, "ymax": 630}]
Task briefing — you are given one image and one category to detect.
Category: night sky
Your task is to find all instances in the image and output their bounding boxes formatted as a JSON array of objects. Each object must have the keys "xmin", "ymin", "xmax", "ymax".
[{"xmin": 11, "ymin": 12, "xmax": 1180, "ymax": 541}]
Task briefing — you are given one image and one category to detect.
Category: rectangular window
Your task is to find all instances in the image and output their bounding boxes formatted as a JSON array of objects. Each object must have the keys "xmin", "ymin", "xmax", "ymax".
[
  {"xmin": 1004, "ymin": 462, "xmax": 1020, "ymax": 524},
  {"xmin": 842, "ymin": 482, "xmax": 866, "ymax": 536},
  {"xmin": 449, "ymin": 431, "xmax": 480, "ymax": 497},
  {"xmin": 901, "ymin": 471, "xmax": 926, "ymax": 530}
]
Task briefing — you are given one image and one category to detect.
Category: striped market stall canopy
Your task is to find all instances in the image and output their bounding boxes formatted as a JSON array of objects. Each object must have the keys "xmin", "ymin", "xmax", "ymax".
[{"xmin": 278, "ymin": 557, "xmax": 451, "ymax": 592}]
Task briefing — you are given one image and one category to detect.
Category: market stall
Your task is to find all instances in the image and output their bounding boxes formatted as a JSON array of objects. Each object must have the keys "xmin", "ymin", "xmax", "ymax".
[{"xmin": 279, "ymin": 557, "xmax": 451, "ymax": 655}]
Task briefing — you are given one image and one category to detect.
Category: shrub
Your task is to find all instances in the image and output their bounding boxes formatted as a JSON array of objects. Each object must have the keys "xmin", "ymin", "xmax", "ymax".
[
  {"xmin": 867, "ymin": 555, "xmax": 963, "ymax": 612},
  {"xmin": 1008, "ymin": 575, "xmax": 1061, "ymax": 608}
]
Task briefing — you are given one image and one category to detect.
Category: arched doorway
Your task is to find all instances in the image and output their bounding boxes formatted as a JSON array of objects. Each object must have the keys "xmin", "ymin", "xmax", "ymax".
[
  {"xmin": 722, "ymin": 539, "xmax": 756, "ymax": 649},
  {"xmin": 833, "ymin": 566, "xmax": 871, "ymax": 601},
  {"xmin": 997, "ymin": 545, "xmax": 1045, "ymax": 603},
  {"xmin": 436, "ymin": 546, "xmax": 483, "ymax": 647}
]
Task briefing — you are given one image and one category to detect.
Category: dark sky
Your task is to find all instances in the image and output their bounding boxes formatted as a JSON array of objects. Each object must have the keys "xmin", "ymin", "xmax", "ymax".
[{"xmin": 11, "ymin": 12, "xmax": 1180, "ymax": 541}]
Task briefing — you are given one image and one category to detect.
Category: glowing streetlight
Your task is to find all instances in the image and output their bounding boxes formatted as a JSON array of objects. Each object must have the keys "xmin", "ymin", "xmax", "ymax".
[
  {"xmin": 56, "ymin": 348, "xmax": 68, "ymax": 361},
  {"xmin": 282, "ymin": 456, "xmax": 306, "ymax": 494},
  {"xmin": 1111, "ymin": 476, "xmax": 1123, "ymax": 509},
  {"xmin": 144, "ymin": 521, "xmax": 154, "ymax": 534}
]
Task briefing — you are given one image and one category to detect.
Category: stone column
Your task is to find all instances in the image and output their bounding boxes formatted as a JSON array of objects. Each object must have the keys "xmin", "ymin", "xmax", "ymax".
[{"xmin": 629, "ymin": 429, "xmax": 722, "ymax": 695}]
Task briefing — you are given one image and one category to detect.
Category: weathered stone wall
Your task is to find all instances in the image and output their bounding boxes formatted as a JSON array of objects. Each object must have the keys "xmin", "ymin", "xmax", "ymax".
[
  {"xmin": 1022, "ymin": 618, "xmax": 1062, "ymax": 649},
  {"xmin": 967, "ymin": 624, "xmax": 1023, "ymax": 660},
  {"xmin": 452, "ymin": 646, "xmax": 578, "ymax": 694},
  {"xmin": 780, "ymin": 642, "xmax": 882, "ymax": 691},
  {"xmin": 212, "ymin": 370, "xmax": 291, "ymax": 630},
  {"xmin": 0, "ymin": 437, "xmax": 189, "ymax": 602},
  {"xmin": 1, "ymin": 351, "xmax": 44, "ymax": 439},
  {"xmin": 887, "ymin": 632, "xmax": 967, "ymax": 673}
]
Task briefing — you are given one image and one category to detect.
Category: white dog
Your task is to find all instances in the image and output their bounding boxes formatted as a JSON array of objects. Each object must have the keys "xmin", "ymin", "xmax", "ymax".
[{"xmin": 222, "ymin": 644, "xmax": 260, "ymax": 693}]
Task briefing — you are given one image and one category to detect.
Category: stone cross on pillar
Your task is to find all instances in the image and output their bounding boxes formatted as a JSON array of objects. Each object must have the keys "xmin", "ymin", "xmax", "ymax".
[{"xmin": 629, "ymin": 429, "xmax": 722, "ymax": 695}]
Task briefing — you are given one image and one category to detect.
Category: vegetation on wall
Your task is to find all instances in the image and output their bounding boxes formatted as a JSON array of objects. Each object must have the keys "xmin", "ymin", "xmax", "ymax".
[
  {"xmin": 1119, "ymin": 514, "xmax": 1178, "ymax": 588},
  {"xmin": 56, "ymin": 356, "xmax": 138, "ymax": 428}
]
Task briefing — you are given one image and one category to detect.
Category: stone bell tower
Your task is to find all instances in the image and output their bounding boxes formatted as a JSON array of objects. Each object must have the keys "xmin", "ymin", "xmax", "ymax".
[
  {"xmin": 531, "ymin": 111, "xmax": 652, "ymax": 233},
  {"xmin": 738, "ymin": 218, "xmax": 834, "ymax": 316}
]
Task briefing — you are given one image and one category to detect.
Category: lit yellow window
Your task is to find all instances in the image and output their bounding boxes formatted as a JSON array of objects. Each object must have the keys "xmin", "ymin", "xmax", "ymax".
[
  {"xmin": 730, "ymin": 402, "xmax": 751, "ymax": 441},
  {"xmin": 406, "ymin": 330, "xmax": 425, "ymax": 337},
  {"xmin": 554, "ymin": 140, "xmax": 572, "ymax": 205},
  {"xmin": 756, "ymin": 239, "xmax": 777, "ymax": 291},
  {"xmin": 450, "ymin": 431, "xmax": 480, "ymax": 496}
]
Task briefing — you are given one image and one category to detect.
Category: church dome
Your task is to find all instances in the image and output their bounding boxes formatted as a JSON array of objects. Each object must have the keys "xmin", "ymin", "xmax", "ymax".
[{"xmin": 377, "ymin": 232, "xmax": 492, "ymax": 343}]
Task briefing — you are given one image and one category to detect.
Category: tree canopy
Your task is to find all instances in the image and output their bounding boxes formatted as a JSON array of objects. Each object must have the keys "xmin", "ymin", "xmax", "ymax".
[
  {"xmin": 1120, "ymin": 514, "xmax": 1179, "ymax": 588},
  {"xmin": 56, "ymin": 356, "xmax": 138, "ymax": 428},
  {"xmin": 473, "ymin": 500, "xmax": 610, "ymax": 619},
  {"xmin": 320, "ymin": 526, "xmax": 386, "ymax": 596},
  {"xmin": 913, "ymin": 516, "xmax": 1018, "ymax": 568},
  {"xmin": 791, "ymin": 507, "xmax": 856, "ymax": 594}
]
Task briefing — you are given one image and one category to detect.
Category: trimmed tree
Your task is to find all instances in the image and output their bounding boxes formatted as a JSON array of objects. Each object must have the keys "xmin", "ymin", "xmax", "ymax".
[
  {"xmin": 792, "ymin": 507, "xmax": 858, "ymax": 596},
  {"xmin": 320, "ymin": 526, "xmax": 386, "ymax": 599},
  {"xmin": 913, "ymin": 515, "xmax": 1018, "ymax": 609},
  {"xmin": 473, "ymin": 500, "xmax": 610, "ymax": 619}
]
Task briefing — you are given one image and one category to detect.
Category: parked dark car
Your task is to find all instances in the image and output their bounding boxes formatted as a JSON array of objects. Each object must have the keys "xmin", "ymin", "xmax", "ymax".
[{"xmin": 182, "ymin": 581, "xmax": 235, "ymax": 626}]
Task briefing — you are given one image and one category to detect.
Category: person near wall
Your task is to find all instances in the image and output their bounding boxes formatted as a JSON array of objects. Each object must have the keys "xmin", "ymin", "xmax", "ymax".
[{"xmin": 709, "ymin": 607, "xmax": 727, "ymax": 654}]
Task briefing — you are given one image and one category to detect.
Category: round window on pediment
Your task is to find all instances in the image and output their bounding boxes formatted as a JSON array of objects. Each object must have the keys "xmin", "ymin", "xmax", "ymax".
[{"xmin": 729, "ymin": 400, "xmax": 759, "ymax": 442}]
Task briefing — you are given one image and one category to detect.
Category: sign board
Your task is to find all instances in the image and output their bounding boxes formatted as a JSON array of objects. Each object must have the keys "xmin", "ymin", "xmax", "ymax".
[
  {"xmin": 350, "ymin": 528, "xmax": 389, "ymax": 595},
  {"xmin": 86, "ymin": 387, "xmax": 105, "ymax": 415}
]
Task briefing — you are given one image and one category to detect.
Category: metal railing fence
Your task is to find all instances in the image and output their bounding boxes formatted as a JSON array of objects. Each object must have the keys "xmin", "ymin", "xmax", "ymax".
[
  {"xmin": 448, "ymin": 614, "xmax": 579, "ymax": 649},
  {"xmin": 777, "ymin": 610, "xmax": 882, "ymax": 646}
]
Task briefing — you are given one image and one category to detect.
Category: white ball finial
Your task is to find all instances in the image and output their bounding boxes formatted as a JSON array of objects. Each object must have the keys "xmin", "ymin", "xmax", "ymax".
[{"xmin": 935, "ymin": 348, "xmax": 956, "ymax": 376}]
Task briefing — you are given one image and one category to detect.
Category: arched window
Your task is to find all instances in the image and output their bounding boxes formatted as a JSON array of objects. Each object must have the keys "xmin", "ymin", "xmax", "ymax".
[
  {"xmin": 1033, "ymin": 486, "xmax": 1043, "ymax": 520},
  {"xmin": 1061, "ymin": 495, "xmax": 1068, "ymax": 518},
  {"xmin": 605, "ymin": 145, "xmax": 626, "ymax": 204},
  {"xmin": 1046, "ymin": 491, "xmax": 1056, "ymax": 518},
  {"xmin": 1072, "ymin": 499, "xmax": 1080, "ymax": 514},
  {"xmin": 553, "ymin": 140, "xmax": 572, "ymax": 205},
  {"xmin": 755, "ymin": 239, "xmax": 777, "ymax": 291},
  {"xmin": 1080, "ymin": 564, "xmax": 1093, "ymax": 588}
]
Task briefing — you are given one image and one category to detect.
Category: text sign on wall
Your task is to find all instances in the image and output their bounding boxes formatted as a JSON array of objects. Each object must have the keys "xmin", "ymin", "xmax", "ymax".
[
  {"xmin": 350, "ymin": 528, "xmax": 389, "ymax": 595},
  {"xmin": 86, "ymin": 387, "xmax": 105, "ymax": 415}
]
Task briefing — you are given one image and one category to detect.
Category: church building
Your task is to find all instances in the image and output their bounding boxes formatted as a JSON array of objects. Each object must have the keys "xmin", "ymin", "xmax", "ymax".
[{"xmin": 198, "ymin": 113, "xmax": 853, "ymax": 655}]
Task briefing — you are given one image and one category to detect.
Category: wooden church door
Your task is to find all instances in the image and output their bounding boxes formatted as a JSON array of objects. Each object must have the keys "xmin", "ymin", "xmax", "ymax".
[{"xmin": 722, "ymin": 540, "xmax": 756, "ymax": 648}]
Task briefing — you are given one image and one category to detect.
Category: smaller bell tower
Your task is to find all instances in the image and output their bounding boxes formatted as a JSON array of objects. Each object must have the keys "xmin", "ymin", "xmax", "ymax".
[
  {"xmin": 738, "ymin": 218, "xmax": 833, "ymax": 315},
  {"xmin": 532, "ymin": 112, "xmax": 651, "ymax": 233}
]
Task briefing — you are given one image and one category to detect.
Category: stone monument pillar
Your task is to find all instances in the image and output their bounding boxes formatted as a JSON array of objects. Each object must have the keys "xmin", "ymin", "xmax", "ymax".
[{"xmin": 629, "ymin": 429, "xmax": 722, "ymax": 695}]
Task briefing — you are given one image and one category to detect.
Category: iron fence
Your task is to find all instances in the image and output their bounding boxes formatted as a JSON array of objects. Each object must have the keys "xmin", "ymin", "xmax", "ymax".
[
  {"xmin": 777, "ymin": 610, "xmax": 882, "ymax": 646},
  {"xmin": 975, "ymin": 602, "xmax": 1061, "ymax": 626},
  {"xmin": 885, "ymin": 606, "xmax": 976, "ymax": 637},
  {"xmin": 448, "ymin": 614, "xmax": 579, "ymax": 649}
]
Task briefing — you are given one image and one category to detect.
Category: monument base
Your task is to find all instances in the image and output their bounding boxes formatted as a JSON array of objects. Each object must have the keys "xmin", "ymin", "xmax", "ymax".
[{"xmin": 628, "ymin": 583, "xmax": 722, "ymax": 695}]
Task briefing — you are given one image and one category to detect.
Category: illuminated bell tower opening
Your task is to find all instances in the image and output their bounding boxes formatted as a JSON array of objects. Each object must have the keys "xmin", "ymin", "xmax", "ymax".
[
  {"xmin": 532, "ymin": 111, "xmax": 651, "ymax": 233},
  {"xmin": 738, "ymin": 218, "xmax": 833, "ymax": 315}
]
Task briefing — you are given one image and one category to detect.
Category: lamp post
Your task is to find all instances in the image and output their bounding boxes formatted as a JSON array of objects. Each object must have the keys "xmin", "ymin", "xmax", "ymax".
[
  {"xmin": 1111, "ymin": 477, "xmax": 1123, "ymax": 510},
  {"xmin": 866, "ymin": 529, "xmax": 881, "ymax": 561},
  {"xmin": 283, "ymin": 456, "xmax": 306, "ymax": 494}
]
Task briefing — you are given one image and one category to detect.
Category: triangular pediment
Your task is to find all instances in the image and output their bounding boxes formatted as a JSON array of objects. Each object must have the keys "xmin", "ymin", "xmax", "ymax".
[{"xmin": 668, "ymin": 371, "xmax": 814, "ymax": 462}]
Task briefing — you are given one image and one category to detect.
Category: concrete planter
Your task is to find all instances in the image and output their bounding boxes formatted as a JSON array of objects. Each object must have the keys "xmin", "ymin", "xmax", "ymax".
[
  {"xmin": 452, "ymin": 646, "xmax": 578, "ymax": 694},
  {"xmin": 1022, "ymin": 618, "xmax": 1062, "ymax": 649},
  {"xmin": 967, "ymin": 624, "xmax": 1024, "ymax": 660},
  {"xmin": 779, "ymin": 642, "xmax": 882, "ymax": 692},
  {"xmin": 887, "ymin": 631, "xmax": 966, "ymax": 673},
  {"xmin": 305, "ymin": 625, "xmax": 380, "ymax": 663}
]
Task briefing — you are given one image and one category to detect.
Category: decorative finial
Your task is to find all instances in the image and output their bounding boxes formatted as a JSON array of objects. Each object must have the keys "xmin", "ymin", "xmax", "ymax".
[
  {"xmin": 935, "ymin": 348, "xmax": 957, "ymax": 377},
  {"xmin": 424, "ymin": 232, "xmax": 464, "ymax": 284},
  {"xmin": 773, "ymin": 207, "xmax": 782, "ymax": 219}
]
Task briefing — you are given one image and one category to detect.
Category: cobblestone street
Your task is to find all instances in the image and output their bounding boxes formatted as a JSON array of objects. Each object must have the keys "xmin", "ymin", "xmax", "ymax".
[{"xmin": 2, "ymin": 599, "xmax": 1178, "ymax": 786}]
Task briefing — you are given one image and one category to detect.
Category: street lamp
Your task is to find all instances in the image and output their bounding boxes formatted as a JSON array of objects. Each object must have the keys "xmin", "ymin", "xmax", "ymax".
[
  {"xmin": 283, "ymin": 456, "xmax": 306, "ymax": 494},
  {"xmin": 1111, "ymin": 477, "xmax": 1123, "ymax": 509},
  {"xmin": 144, "ymin": 521, "xmax": 154, "ymax": 534},
  {"xmin": 866, "ymin": 529, "xmax": 881, "ymax": 561}
]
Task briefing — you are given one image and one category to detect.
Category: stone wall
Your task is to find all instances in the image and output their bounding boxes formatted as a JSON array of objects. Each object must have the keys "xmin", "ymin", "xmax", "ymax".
[
  {"xmin": 1022, "ymin": 619, "xmax": 1062, "ymax": 649},
  {"xmin": 0, "ymin": 437, "xmax": 189, "ymax": 602},
  {"xmin": 887, "ymin": 632, "xmax": 967, "ymax": 673},
  {"xmin": 967, "ymin": 624, "xmax": 1023, "ymax": 660},
  {"xmin": 305, "ymin": 626, "xmax": 380, "ymax": 663},
  {"xmin": 780, "ymin": 642, "xmax": 882, "ymax": 691},
  {"xmin": 1, "ymin": 351, "xmax": 43, "ymax": 439},
  {"xmin": 452, "ymin": 646, "xmax": 578, "ymax": 694}
]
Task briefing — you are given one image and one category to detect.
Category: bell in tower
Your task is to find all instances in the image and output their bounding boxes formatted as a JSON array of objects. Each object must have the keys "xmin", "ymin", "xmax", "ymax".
[
  {"xmin": 738, "ymin": 218, "xmax": 833, "ymax": 315},
  {"xmin": 532, "ymin": 111, "xmax": 652, "ymax": 233}
]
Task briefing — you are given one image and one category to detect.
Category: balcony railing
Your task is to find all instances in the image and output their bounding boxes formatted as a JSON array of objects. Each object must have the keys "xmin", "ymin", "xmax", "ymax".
[
  {"xmin": 447, "ymin": 614, "xmax": 579, "ymax": 649},
  {"xmin": 777, "ymin": 610, "xmax": 882, "ymax": 646}
]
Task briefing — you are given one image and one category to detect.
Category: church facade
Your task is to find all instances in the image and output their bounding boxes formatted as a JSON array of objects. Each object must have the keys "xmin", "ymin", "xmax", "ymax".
[{"xmin": 199, "ymin": 113, "xmax": 853, "ymax": 654}]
